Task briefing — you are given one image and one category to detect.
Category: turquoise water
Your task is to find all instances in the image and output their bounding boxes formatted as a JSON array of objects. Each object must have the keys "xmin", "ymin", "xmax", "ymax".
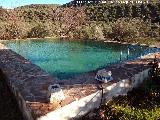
[{"xmin": 2, "ymin": 39, "xmax": 156, "ymax": 79}]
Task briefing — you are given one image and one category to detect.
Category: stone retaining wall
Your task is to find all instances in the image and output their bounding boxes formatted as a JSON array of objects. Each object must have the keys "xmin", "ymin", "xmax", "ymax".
[
  {"xmin": 38, "ymin": 69, "xmax": 150, "ymax": 120},
  {"xmin": 9, "ymin": 84, "xmax": 34, "ymax": 120},
  {"xmin": 0, "ymin": 44, "xmax": 34, "ymax": 120}
]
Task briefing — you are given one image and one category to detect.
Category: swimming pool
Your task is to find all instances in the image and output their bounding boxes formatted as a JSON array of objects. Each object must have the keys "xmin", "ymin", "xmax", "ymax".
[{"xmin": 2, "ymin": 39, "xmax": 157, "ymax": 79}]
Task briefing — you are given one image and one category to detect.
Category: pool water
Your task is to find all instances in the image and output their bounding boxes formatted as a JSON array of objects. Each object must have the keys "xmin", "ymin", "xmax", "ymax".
[{"xmin": 2, "ymin": 39, "xmax": 156, "ymax": 79}]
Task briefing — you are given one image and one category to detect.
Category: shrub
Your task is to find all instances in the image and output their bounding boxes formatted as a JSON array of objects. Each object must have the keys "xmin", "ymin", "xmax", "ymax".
[
  {"xmin": 0, "ymin": 22, "xmax": 23, "ymax": 40},
  {"xmin": 27, "ymin": 24, "xmax": 49, "ymax": 38},
  {"xmin": 103, "ymin": 78, "xmax": 160, "ymax": 120},
  {"xmin": 107, "ymin": 18, "xmax": 150, "ymax": 42}
]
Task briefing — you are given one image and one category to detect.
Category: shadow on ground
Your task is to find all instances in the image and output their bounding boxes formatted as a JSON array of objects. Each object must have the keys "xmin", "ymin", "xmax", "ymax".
[{"xmin": 0, "ymin": 69, "xmax": 23, "ymax": 120}]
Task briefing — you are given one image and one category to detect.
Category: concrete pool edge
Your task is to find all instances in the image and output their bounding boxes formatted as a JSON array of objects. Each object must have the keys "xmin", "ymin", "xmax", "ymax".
[
  {"xmin": 0, "ymin": 43, "xmax": 101, "ymax": 119},
  {"xmin": 2, "ymin": 39, "xmax": 158, "ymax": 80},
  {"xmin": 0, "ymin": 42, "xmax": 160, "ymax": 120},
  {"xmin": 0, "ymin": 43, "xmax": 59, "ymax": 119},
  {"xmin": 0, "ymin": 44, "xmax": 33, "ymax": 120},
  {"xmin": 38, "ymin": 69, "xmax": 150, "ymax": 120}
]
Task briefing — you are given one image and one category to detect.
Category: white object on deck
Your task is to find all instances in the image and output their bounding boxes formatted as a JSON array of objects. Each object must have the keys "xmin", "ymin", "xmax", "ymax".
[
  {"xmin": 48, "ymin": 84, "xmax": 65, "ymax": 103},
  {"xmin": 95, "ymin": 69, "xmax": 113, "ymax": 83},
  {"xmin": 158, "ymin": 63, "xmax": 160, "ymax": 68}
]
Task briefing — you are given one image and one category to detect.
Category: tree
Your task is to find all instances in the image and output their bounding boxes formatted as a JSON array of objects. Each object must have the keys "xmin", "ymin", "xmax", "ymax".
[{"xmin": 27, "ymin": 24, "xmax": 49, "ymax": 38}]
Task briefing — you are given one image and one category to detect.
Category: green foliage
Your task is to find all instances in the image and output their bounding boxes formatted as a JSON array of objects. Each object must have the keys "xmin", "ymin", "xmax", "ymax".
[
  {"xmin": 107, "ymin": 104, "xmax": 160, "ymax": 120},
  {"xmin": 81, "ymin": 25, "xmax": 96, "ymax": 39},
  {"xmin": 85, "ymin": 2, "xmax": 160, "ymax": 23},
  {"xmin": 27, "ymin": 24, "xmax": 49, "ymax": 38},
  {"xmin": 0, "ymin": 22, "xmax": 24, "ymax": 40},
  {"xmin": 0, "ymin": 8, "xmax": 9, "ymax": 21},
  {"xmin": 107, "ymin": 18, "xmax": 151, "ymax": 41},
  {"xmin": 0, "ymin": 3, "xmax": 159, "ymax": 44},
  {"xmin": 103, "ymin": 78, "xmax": 160, "ymax": 120}
]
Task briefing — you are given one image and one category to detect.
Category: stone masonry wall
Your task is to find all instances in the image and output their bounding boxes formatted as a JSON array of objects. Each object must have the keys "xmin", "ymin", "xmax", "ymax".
[
  {"xmin": 38, "ymin": 69, "xmax": 150, "ymax": 120},
  {"xmin": 0, "ymin": 44, "xmax": 34, "ymax": 120}
]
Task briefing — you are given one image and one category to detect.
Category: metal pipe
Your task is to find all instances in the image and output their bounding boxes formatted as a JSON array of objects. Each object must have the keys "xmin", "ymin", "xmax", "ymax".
[{"xmin": 120, "ymin": 51, "xmax": 122, "ymax": 61}]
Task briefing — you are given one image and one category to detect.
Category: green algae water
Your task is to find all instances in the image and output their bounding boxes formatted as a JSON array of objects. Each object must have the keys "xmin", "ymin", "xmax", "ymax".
[{"xmin": 2, "ymin": 39, "xmax": 156, "ymax": 79}]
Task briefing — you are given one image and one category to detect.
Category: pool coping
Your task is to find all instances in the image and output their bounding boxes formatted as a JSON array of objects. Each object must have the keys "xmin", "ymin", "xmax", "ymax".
[{"xmin": 0, "ymin": 42, "xmax": 159, "ymax": 119}]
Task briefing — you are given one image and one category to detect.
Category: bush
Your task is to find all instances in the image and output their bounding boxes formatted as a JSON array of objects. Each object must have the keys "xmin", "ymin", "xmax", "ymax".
[
  {"xmin": 107, "ymin": 18, "xmax": 150, "ymax": 42},
  {"xmin": 103, "ymin": 78, "xmax": 160, "ymax": 120},
  {"xmin": 27, "ymin": 24, "xmax": 49, "ymax": 38},
  {"xmin": 0, "ymin": 22, "xmax": 24, "ymax": 40}
]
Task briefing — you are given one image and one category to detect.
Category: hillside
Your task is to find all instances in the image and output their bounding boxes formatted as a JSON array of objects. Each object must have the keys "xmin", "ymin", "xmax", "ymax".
[{"xmin": 0, "ymin": 2, "xmax": 159, "ymax": 44}]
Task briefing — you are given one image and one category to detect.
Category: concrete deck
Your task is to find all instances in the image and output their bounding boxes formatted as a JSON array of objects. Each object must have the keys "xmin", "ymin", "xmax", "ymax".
[{"xmin": 0, "ymin": 43, "xmax": 160, "ymax": 119}]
